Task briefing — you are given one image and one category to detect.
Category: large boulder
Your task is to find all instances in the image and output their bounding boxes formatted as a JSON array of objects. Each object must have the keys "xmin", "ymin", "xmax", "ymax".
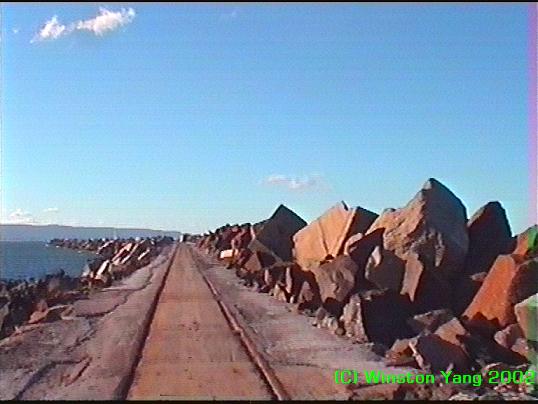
[
  {"xmin": 293, "ymin": 202, "xmax": 377, "ymax": 271},
  {"xmin": 463, "ymin": 255, "xmax": 538, "ymax": 334},
  {"xmin": 464, "ymin": 202, "xmax": 514, "ymax": 275},
  {"xmin": 310, "ymin": 255, "xmax": 359, "ymax": 316},
  {"xmin": 453, "ymin": 202, "xmax": 514, "ymax": 314},
  {"xmin": 340, "ymin": 289, "xmax": 413, "ymax": 346},
  {"xmin": 247, "ymin": 204, "xmax": 306, "ymax": 263},
  {"xmin": 364, "ymin": 178, "xmax": 469, "ymax": 312}
]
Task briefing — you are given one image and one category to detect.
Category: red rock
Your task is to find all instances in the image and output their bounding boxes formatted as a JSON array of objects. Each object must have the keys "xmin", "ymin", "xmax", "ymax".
[
  {"xmin": 310, "ymin": 255, "xmax": 359, "ymax": 316},
  {"xmin": 364, "ymin": 178, "xmax": 469, "ymax": 312},
  {"xmin": 463, "ymin": 255, "xmax": 538, "ymax": 333},
  {"xmin": 293, "ymin": 202, "xmax": 377, "ymax": 271}
]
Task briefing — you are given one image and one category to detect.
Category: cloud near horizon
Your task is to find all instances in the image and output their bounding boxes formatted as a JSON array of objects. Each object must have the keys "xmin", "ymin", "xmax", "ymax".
[
  {"xmin": 262, "ymin": 174, "xmax": 328, "ymax": 192},
  {"xmin": 43, "ymin": 207, "xmax": 60, "ymax": 213},
  {"xmin": 4, "ymin": 208, "xmax": 38, "ymax": 225},
  {"xmin": 31, "ymin": 7, "xmax": 136, "ymax": 43}
]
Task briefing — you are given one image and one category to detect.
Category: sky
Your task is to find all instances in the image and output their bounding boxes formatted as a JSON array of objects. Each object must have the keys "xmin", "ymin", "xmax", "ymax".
[{"xmin": 0, "ymin": 4, "xmax": 532, "ymax": 234}]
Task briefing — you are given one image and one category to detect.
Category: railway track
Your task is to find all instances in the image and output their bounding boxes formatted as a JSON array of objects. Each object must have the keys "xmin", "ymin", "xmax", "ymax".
[{"xmin": 126, "ymin": 243, "xmax": 288, "ymax": 400}]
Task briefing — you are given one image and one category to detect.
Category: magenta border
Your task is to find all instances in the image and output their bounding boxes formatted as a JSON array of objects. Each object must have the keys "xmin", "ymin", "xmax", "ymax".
[{"xmin": 530, "ymin": 3, "xmax": 537, "ymax": 227}]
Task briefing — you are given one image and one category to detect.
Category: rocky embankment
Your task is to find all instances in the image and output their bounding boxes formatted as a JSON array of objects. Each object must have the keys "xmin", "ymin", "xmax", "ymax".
[
  {"xmin": 0, "ymin": 237, "xmax": 175, "ymax": 400},
  {"xmin": 0, "ymin": 236, "xmax": 174, "ymax": 340},
  {"xmin": 195, "ymin": 178, "xmax": 538, "ymax": 400}
]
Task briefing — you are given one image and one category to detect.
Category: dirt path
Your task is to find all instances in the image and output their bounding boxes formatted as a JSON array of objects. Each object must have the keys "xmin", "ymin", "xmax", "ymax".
[{"xmin": 127, "ymin": 244, "xmax": 274, "ymax": 400}]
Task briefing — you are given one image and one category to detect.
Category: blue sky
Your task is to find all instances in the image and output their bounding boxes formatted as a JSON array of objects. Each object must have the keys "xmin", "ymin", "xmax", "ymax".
[{"xmin": 0, "ymin": 4, "xmax": 531, "ymax": 234}]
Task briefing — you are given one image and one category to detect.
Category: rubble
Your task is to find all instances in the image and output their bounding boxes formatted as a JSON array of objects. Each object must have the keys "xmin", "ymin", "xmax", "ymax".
[
  {"xmin": 194, "ymin": 179, "xmax": 538, "ymax": 396},
  {"xmin": 1, "ymin": 236, "xmax": 173, "ymax": 340}
]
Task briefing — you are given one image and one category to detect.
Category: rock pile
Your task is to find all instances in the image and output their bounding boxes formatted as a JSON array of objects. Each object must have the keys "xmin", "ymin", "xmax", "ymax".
[
  {"xmin": 0, "ymin": 236, "xmax": 174, "ymax": 340},
  {"xmin": 195, "ymin": 177, "xmax": 538, "ymax": 396}
]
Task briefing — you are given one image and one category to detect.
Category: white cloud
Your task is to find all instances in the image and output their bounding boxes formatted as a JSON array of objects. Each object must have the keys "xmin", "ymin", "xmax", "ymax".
[
  {"xmin": 31, "ymin": 15, "xmax": 67, "ymax": 43},
  {"xmin": 43, "ymin": 207, "xmax": 60, "ymax": 213},
  {"xmin": 31, "ymin": 7, "xmax": 135, "ymax": 43},
  {"xmin": 75, "ymin": 7, "xmax": 136, "ymax": 36},
  {"xmin": 262, "ymin": 174, "xmax": 328, "ymax": 192},
  {"xmin": 220, "ymin": 8, "xmax": 239, "ymax": 20},
  {"xmin": 12, "ymin": 28, "xmax": 20, "ymax": 34},
  {"xmin": 4, "ymin": 208, "xmax": 38, "ymax": 224}
]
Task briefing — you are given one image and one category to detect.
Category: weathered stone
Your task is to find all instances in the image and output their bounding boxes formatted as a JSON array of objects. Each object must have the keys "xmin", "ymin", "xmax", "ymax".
[
  {"xmin": 514, "ymin": 293, "xmax": 538, "ymax": 342},
  {"xmin": 346, "ymin": 229, "xmax": 384, "ymax": 283},
  {"xmin": 434, "ymin": 318, "xmax": 469, "ymax": 349},
  {"xmin": 400, "ymin": 251, "xmax": 452, "ymax": 311},
  {"xmin": 365, "ymin": 246, "xmax": 405, "ymax": 292},
  {"xmin": 513, "ymin": 225, "xmax": 538, "ymax": 258},
  {"xmin": 494, "ymin": 324, "xmax": 523, "ymax": 349},
  {"xmin": 365, "ymin": 178, "xmax": 469, "ymax": 312},
  {"xmin": 248, "ymin": 204, "xmax": 306, "ymax": 262},
  {"xmin": 296, "ymin": 270, "xmax": 321, "ymax": 310},
  {"xmin": 407, "ymin": 309, "xmax": 454, "ymax": 334},
  {"xmin": 385, "ymin": 338, "xmax": 418, "ymax": 367},
  {"xmin": 310, "ymin": 255, "xmax": 359, "ymax": 316},
  {"xmin": 28, "ymin": 305, "xmax": 73, "ymax": 325},
  {"xmin": 409, "ymin": 333, "xmax": 470, "ymax": 372},
  {"xmin": 340, "ymin": 289, "xmax": 413, "ymax": 346},
  {"xmin": 463, "ymin": 255, "xmax": 538, "ymax": 333},
  {"xmin": 293, "ymin": 202, "xmax": 377, "ymax": 271},
  {"xmin": 465, "ymin": 202, "xmax": 514, "ymax": 275}
]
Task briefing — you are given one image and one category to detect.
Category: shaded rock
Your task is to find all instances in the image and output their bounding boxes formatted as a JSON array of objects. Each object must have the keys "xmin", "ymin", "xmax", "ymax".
[
  {"xmin": 465, "ymin": 202, "xmax": 514, "ymax": 276},
  {"xmin": 492, "ymin": 324, "xmax": 533, "ymax": 363},
  {"xmin": 345, "ymin": 229, "xmax": 384, "ymax": 284},
  {"xmin": 400, "ymin": 251, "xmax": 452, "ymax": 311},
  {"xmin": 407, "ymin": 309, "xmax": 454, "ymax": 334},
  {"xmin": 340, "ymin": 289, "xmax": 413, "ymax": 346},
  {"xmin": 293, "ymin": 202, "xmax": 377, "ymax": 271},
  {"xmin": 365, "ymin": 246, "xmax": 405, "ymax": 292},
  {"xmin": 296, "ymin": 270, "xmax": 322, "ymax": 311},
  {"xmin": 365, "ymin": 178, "xmax": 469, "ymax": 312},
  {"xmin": 409, "ymin": 333, "xmax": 470, "ymax": 373},
  {"xmin": 310, "ymin": 255, "xmax": 359, "ymax": 316},
  {"xmin": 247, "ymin": 204, "xmax": 306, "ymax": 263},
  {"xmin": 463, "ymin": 255, "xmax": 538, "ymax": 334},
  {"xmin": 514, "ymin": 293, "xmax": 538, "ymax": 342}
]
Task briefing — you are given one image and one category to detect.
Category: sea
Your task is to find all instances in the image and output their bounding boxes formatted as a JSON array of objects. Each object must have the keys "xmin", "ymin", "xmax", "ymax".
[{"xmin": 0, "ymin": 241, "xmax": 98, "ymax": 281}]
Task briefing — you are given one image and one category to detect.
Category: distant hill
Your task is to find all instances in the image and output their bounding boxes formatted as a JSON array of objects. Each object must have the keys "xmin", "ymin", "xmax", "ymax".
[{"xmin": 0, "ymin": 224, "xmax": 181, "ymax": 242}]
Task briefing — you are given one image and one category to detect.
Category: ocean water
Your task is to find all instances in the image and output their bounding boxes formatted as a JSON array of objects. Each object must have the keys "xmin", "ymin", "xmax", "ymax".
[{"xmin": 0, "ymin": 241, "xmax": 98, "ymax": 281}]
